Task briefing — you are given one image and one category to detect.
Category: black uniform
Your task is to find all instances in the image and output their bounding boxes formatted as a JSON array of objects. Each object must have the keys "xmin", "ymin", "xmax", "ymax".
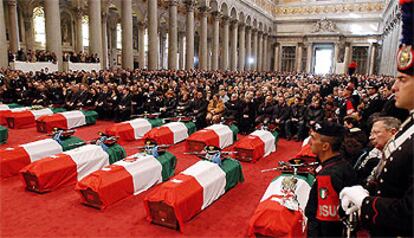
[
  {"xmin": 380, "ymin": 94, "xmax": 409, "ymax": 123},
  {"xmin": 362, "ymin": 93, "xmax": 383, "ymax": 122},
  {"xmin": 360, "ymin": 112, "xmax": 414, "ymax": 237},
  {"xmin": 305, "ymin": 155, "xmax": 358, "ymax": 237},
  {"xmin": 255, "ymin": 102, "xmax": 274, "ymax": 124},
  {"xmin": 239, "ymin": 100, "xmax": 256, "ymax": 134},
  {"xmin": 189, "ymin": 98, "xmax": 208, "ymax": 129}
]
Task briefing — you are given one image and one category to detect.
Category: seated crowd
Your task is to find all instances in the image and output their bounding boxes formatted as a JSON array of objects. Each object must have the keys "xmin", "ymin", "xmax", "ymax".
[
  {"xmin": 0, "ymin": 68, "xmax": 409, "ymax": 176},
  {"xmin": 8, "ymin": 49, "xmax": 99, "ymax": 64}
]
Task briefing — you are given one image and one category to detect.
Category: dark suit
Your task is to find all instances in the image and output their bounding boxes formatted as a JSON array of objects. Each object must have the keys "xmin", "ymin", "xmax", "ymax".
[{"xmin": 360, "ymin": 112, "xmax": 414, "ymax": 237}]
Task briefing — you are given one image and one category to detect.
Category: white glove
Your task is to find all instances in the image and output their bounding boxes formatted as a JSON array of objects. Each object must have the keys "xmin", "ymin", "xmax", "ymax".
[{"xmin": 340, "ymin": 185, "xmax": 369, "ymax": 214}]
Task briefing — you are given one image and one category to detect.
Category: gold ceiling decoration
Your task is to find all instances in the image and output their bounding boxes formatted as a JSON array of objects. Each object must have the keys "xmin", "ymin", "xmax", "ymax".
[{"xmin": 273, "ymin": 2, "xmax": 385, "ymax": 16}]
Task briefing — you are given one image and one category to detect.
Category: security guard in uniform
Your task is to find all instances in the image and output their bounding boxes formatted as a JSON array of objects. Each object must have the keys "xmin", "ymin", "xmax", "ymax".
[
  {"xmin": 340, "ymin": 1, "xmax": 414, "ymax": 236},
  {"xmin": 305, "ymin": 121, "xmax": 357, "ymax": 237}
]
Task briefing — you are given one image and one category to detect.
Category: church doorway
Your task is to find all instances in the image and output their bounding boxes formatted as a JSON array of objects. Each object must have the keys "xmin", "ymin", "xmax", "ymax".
[{"xmin": 312, "ymin": 44, "xmax": 334, "ymax": 75}]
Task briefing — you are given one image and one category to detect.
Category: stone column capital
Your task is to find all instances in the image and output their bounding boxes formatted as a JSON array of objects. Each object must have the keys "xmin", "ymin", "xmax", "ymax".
[
  {"xmin": 138, "ymin": 22, "xmax": 146, "ymax": 29},
  {"xmin": 169, "ymin": 0, "xmax": 179, "ymax": 6},
  {"xmin": 75, "ymin": 7, "xmax": 84, "ymax": 18},
  {"xmin": 221, "ymin": 15, "xmax": 230, "ymax": 23},
  {"xmin": 7, "ymin": 0, "xmax": 16, "ymax": 7},
  {"xmin": 212, "ymin": 11, "xmax": 221, "ymax": 20},
  {"xmin": 185, "ymin": 1, "xmax": 195, "ymax": 11}
]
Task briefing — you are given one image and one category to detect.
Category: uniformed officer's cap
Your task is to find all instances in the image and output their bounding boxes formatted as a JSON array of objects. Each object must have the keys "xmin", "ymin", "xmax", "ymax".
[
  {"xmin": 313, "ymin": 121, "xmax": 345, "ymax": 138},
  {"xmin": 367, "ymin": 82, "xmax": 379, "ymax": 90},
  {"xmin": 205, "ymin": 145, "xmax": 221, "ymax": 154},
  {"xmin": 397, "ymin": 0, "xmax": 414, "ymax": 76},
  {"xmin": 145, "ymin": 138, "xmax": 157, "ymax": 147}
]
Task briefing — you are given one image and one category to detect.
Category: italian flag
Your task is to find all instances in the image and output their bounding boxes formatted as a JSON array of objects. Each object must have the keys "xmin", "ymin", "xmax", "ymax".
[
  {"xmin": 234, "ymin": 130, "xmax": 278, "ymax": 162},
  {"xmin": 0, "ymin": 107, "xmax": 29, "ymax": 125},
  {"xmin": 75, "ymin": 152, "xmax": 176, "ymax": 210},
  {"xmin": 143, "ymin": 121, "xmax": 196, "ymax": 145},
  {"xmin": 144, "ymin": 159, "xmax": 244, "ymax": 231},
  {"xmin": 0, "ymin": 138, "xmax": 64, "ymax": 178},
  {"xmin": 20, "ymin": 144, "xmax": 111, "ymax": 193},
  {"xmin": 106, "ymin": 118, "xmax": 163, "ymax": 141},
  {"xmin": 0, "ymin": 103, "xmax": 21, "ymax": 110},
  {"xmin": 6, "ymin": 108, "xmax": 66, "ymax": 129},
  {"xmin": 36, "ymin": 110, "xmax": 98, "ymax": 133},
  {"xmin": 247, "ymin": 174, "xmax": 314, "ymax": 237},
  {"xmin": 186, "ymin": 124, "xmax": 238, "ymax": 150},
  {"xmin": 0, "ymin": 125, "xmax": 7, "ymax": 144}
]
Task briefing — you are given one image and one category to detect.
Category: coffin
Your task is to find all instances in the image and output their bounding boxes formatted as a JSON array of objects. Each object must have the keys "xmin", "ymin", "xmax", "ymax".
[
  {"xmin": 20, "ymin": 144, "xmax": 126, "ymax": 193},
  {"xmin": 6, "ymin": 108, "xmax": 66, "ymax": 129},
  {"xmin": 234, "ymin": 130, "xmax": 279, "ymax": 162},
  {"xmin": 105, "ymin": 118, "xmax": 163, "ymax": 141},
  {"xmin": 0, "ymin": 136, "xmax": 83, "ymax": 178},
  {"xmin": 248, "ymin": 173, "xmax": 315, "ymax": 237},
  {"xmin": 186, "ymin": 124, "xmax": 239, "ymax": 152},
  {"xmin": 144, "ymin": 158, "xmax": 244, "ymax": 231},
  {"xmin": 36, "ymin": 110, "xmax": 98, "ymax": 133},
  {"xmin": 75, "ymin": 152, "xmax": 176, "ymax": 210},
  {"xmin": 143, "ymin": 121, "xmax": 196, "ymax": 145}
]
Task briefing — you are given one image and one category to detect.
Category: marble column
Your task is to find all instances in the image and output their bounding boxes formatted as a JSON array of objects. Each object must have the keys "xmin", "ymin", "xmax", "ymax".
[
  {"xmin": 89, "ymin": 0, "xmax": 103, "ymax": 66},
  {"xmin": 22, "ymin": 9, "xmax": 34, "ymax": 51},
  {"xmin": 273, "ymin": 43, "xmax": 280, "ymax": 71},
  {"xmin": 138, "ymin": 22, "xmax": 145, "ymax": 69},
  {"xmin": 296, "ymin": 43, "xmax": 303, "ymax": 71},
  {"xmin": 7, "ymin": 0, "xmax": 19, "ymax": 52},
  {"xmin": 101, "ymin": 11, "xmax": 109, "ymax": 69},
  {"xmin": 252, "ymin": 29, "xmax": 258, "ymax": 70},
  {"xmin": 212, "ymin": 12, "xmax": 220, "ymax": 70},
  {"xmin": 199, "ymin": 7, "xmax": 208, "ymax": 70},
  {"xmin": 263, "ymin": 34, "xmax": 268, "ymax": 71},
  {"xmin": 230, "ymin": 20, "xmax": 238, "ymax": 71},
  {"xmin": 207, "ymin": 39, "xmax": 212, "ymax": 70},
  {"xmin": 344, "ymin": 43, "xmax": 351, "ymax": 74},
  {"xmin": 178, "ymin": 32, "xmax": 185, "ymax": 69},
  {"xmin": 160, "ymin": 32, "xmax": 167, "ymax": 69},
  {"xmin": 45, "ymin": 0, "xmax": 62, "ymax": 70},
  {"xmin": 0, "ymin": 0, "xmax": 8, "ymax": 66},
  {"xmin": 168, "ymin": 1, "xmax": 178, "ymax": 70},
  {"xmin": 257, "ymin": 31, "xmax": 263, "ymax": 71},
  {"xmin": 368, "ymin": 43, "xmax": 377, "ymax": 75},
  {"xmin": 221, "ymin": 16, "xmax": 229, "ymax": 70},
  {"xmin": 75, "ymin": 8, "xmax": 83, "ymax": 52},
  {"xmin": 121, "ymin": 0, "xmax": 133, "ymax": 69},
  {"xmin": 306, "ymin": 43, "xmax": 312, "ymax": 73},
  {"xmin": 185, "ymin": 2, "xmax": 195, "ymax": 70},
  {"xmin": 18, "ymin": 9, "xmax": 25, "ymax": 48},
  {"xmin": 238, "ymin": 23, "xmax": 245, "ymax": 71},
  {"xmin": 148, "ymin": 0, "xmax": 158, "ymax": 70},
  {"xmin": 245, "ymin": 26, "xmax": 251, "ymax": 70}
]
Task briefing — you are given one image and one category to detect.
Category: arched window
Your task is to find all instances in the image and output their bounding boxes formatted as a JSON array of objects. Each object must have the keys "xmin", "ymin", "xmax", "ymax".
[
  {"xmin": 33, "ymin": 7, "xmax": 45, "ymax": 47},
  {"xmin": 82, "ymin": 16, "xmax": 89, "ymax": 48},
  {"xmin": 117, "ymin": 23, "xmax": 122, "ymax": 49}
]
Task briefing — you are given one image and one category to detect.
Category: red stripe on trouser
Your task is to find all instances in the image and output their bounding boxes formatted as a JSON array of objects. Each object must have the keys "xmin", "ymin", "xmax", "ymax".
[
  {"xmin": 144, "ymin": 173, "xmax": 203, "ymax": 231},
  {"xmin": 248, "ymin": 195, "xmax": 304, "ymax": 238},
  {"xmin": 20, "ymin": 154, "xmax": 77, "ymax": 192},
  {"xmin": 144, "ymin": 127, "xmax": 174, "ymax": 145},
  {"xmin": 186, "ymin": 130, "xmax": 219, "ymax": 147},
  {"xmin": 0, "ymin": 147, "xmax": 31, "ymax": 178},
  {"xmin": 106, "ymin": 123, "xmax": 136, "ymax": 141},
  {"xmin": 8, "ymin": 111, "xmax": 36, "ymax": 129},
  {"xmin": 75, "ymin": 165, "xmax": 134, "ymax": 209},
  {"xmin": 37, "ymin": 114, "xmax": 68, "ymax": 132},
  {"xmin": 234, "ymin": 135, "xmax": 265, "ymax": 162}
]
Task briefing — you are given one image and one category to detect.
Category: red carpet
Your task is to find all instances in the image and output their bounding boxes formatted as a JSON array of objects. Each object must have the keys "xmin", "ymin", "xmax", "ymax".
[{"xmin": 0, "ymin": 121, "xmax": 301, "ymax": 237}]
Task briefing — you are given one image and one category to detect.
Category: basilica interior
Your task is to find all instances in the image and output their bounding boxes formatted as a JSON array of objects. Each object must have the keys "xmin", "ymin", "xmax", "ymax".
[{"xmin": 0, "ymin": 0, "xmax": 402, "ymax": 76}]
